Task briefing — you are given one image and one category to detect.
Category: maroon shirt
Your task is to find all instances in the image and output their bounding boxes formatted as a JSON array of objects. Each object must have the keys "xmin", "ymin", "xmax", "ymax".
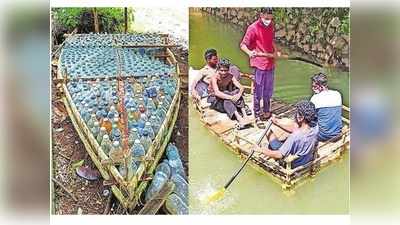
[{"xmin": 240, "ymin": 19, "xmax": 275, "ymax": 70}]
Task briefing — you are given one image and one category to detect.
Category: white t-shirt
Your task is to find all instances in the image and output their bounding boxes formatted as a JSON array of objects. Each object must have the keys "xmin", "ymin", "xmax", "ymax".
[{"xmin": 310, "ymin": 89, "xmax": 342, "ymax": 109}]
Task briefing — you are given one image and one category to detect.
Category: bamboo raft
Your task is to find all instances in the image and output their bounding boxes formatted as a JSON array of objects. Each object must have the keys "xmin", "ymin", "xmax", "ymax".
[
  {"xmin": 193, "ymin": 72, "xmax": 350, "ymax": 190},
  {"xmin": 54, "ymin": 33, "xmax": 181, "ymax": 211}
]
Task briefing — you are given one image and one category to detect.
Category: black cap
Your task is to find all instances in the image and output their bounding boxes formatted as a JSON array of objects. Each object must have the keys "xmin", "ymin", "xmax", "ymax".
[
  {"xmin": 217, "ymin": 58, "xmax": 231, "ymax": 70},
  {"xmin": 311, "ymin": 72, "xmax": 328, "ymax": 87},
  {"xmin": 260, "ymin": 7, "xmax": 273, "ymax": 15}
]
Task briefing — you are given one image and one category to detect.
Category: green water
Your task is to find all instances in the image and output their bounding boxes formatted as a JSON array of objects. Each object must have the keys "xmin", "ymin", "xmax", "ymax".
[{"xmin": 189, "ymin": 11, "xmax": 349, "ymax": 214}]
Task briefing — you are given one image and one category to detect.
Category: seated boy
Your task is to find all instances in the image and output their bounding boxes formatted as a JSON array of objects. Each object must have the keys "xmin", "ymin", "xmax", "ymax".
[
  {"xmin": 207, "ymin": 58, "xmax": 252, "ymax": 128},
  {"xmin": 191, "ymin": 49, "xmax": 241, "ymax": 102}
]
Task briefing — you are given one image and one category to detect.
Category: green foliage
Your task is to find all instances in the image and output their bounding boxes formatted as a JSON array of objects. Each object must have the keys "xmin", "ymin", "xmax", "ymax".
[
  {"xmin": 52, "ymin": 7, "xmax": 128, "ymax": 33},
  {"xmin": 273, "ymin": 8, "xmax": 286, "ymax": 24},
  {"xmin": 309, "ymin": 15, "xmax": 320, "ymax": 34},
  {"xmin": 53, "ymin": 8, "xmax": 85, "ymax": 30},
  {"xmin": 339, "ymin": 13, "xmax": 350, "ymax": 34},
  {"xmin": 97, "ymin": 8, "xmax": 125, "ymax": 32}
]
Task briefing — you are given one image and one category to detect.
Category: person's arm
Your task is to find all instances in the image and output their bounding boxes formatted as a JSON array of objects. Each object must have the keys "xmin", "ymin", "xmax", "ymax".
[
  {"xmin": 271, "ymin": 116, "xmax": 298, "ymax": 133},
  {"xmin": 255, "ymin": 130, "xmax": 295, "ymax": 160},
  {"xmin": 240, "ymin": 27, "xmax": 256, "ymax": 58},
  {"xmin": 255, "ymin": 42, "xmax": 278, "ymax": 58},
  {"xmin": 240, "ymin": 44, "xmax": 256, "ymax": 58},
  {"xmin": 254, "ymin": 145, "xmax": 283, "ymax": 159},
  {"xmin": 232, "ymin": 77, "xmax": 244, "ymax": 96},
  {"xmin": 211, "ymin": 76, "xmax": 233, "ymax": 100},
  {"xmin": 191, "ymin": 73, "xmax": 202, "ymax": 100},
  {"xmin": 263, "ymin": 148, "xmax": 283, "ymax": 159}
]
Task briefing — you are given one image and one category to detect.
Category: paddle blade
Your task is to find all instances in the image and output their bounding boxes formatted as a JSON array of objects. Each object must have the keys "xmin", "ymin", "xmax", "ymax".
[{"xmin": 207, "ymin": 188, "xmax": 226, "ymax": 203}]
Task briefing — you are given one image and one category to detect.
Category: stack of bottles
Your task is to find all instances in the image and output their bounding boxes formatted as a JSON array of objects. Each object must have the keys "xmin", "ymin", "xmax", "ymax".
[
  {"xmin": 122, "ymin": 48, "xmax": 175, "ymax": 76},
  {"xmin": 65, "ymin": 34, "xmax": 113, "ymax": 48},
  {"xmin": 145, "ymin": 143, "xmax": 188, "ymax": 215},
  {"xmin": 60, "ymin": 34, "xmax": 176, "ymax": 78},
  {"xmin": 60, "ymin": 47, "xmax": 118, "ymax": 77},
  {"xmin": 114, "ymin": 33, "xmax": 165, "ymax": 46},
  {"xmin": 67, "ymin": 73, "xmax": 177, "ymax": 178}
]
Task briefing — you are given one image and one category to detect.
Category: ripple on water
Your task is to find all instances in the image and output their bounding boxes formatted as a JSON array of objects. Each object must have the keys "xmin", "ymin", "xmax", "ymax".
[{"xmin": 189, "ymin": 179, "xmax": 236, "ymax": 214}]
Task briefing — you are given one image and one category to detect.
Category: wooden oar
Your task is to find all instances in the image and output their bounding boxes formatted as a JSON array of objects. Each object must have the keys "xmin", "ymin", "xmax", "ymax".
[
  {"xmin": 279, "ymin": 54, "xmax": 323, "ymax": 67},
  {"xmin": 207, "ymin": 120, "xmax": 273, "ymax": 203}
]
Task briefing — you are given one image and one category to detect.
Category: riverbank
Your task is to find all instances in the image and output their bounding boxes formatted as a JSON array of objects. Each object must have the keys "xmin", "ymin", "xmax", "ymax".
[{"xmin": 194, "ymin": 8, "xmax": 349, "ymax": 71}]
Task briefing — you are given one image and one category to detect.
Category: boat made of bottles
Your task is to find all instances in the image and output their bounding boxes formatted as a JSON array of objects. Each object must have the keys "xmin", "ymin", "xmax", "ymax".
[
  {"xmin": 192, "ymin": 70, "xmax": 350, "ymax": 190},
  {"xmin": 55, "ymin": 33, "xmax": 181, "ymax": 210}
]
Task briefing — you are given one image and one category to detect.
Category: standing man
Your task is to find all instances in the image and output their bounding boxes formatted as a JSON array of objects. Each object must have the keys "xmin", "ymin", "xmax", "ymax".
[{"xmin": 240, "ymin": 7, "xmax": 280, "ymax": 126}]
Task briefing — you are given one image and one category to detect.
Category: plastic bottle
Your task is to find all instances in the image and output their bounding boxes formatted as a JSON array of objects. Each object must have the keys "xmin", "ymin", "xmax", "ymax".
[
  {"xmin": 165, "ymin": 193, "xmax": 188, "ymax": 215},
  {"xmin": 132, "ymin": 139, "xmax": 145, "ymax": 159},
  {"xmin": 137, "ymin": 112, "xmax": 147, "ymax": 132},
  {"xmin": 149, "ymin": 115, "xmax": 161, "ymax": 133},
  {"xmin": 87, "ymin": 114, "xmax": 98, "ymax": 129},
  {"xmin": 107, "ymin": 105, "xmax": 118, "ymax": 119},
  {"xmin": 128, "ymin": 127, "xmax": 139, "ymax": 147},
  {"xmin": 101, "ymin": 117, "xmax": 112, "ymax": 133},
  {"xmin": 157, "ymin": 102, "xmax": 167, "ymax": 120},
  {"xmin": 144, "ymin": 171, "xmax": 169, "ymax": 202},
  {"xmin": 140, "ymin": 130, "xmax": 152, "ymax": 152},
  {"xmin": 166, "ymin": 144, "xmax": 185, "ymax": 178},
  {"xmin": 91, "ymin": 121, "xmax": 100, "ymax": 138},
  {"xmin": 147, "ymin": 98, "xmax": 156, "ymax": 113},
  {"xmin": 100, "ymin": 134, "xmax": 112, "ymax": 155},
  {"xmin": 170, "ymin": 173, "xmax": 188, "ymax": 205},
  {"xmin": 82, "ymin": 107, "xmax": 92, "ymax": 122},
  {"xmin": 127, "ymin": 114, "xmax": 137, "ymax": 131},
  {"xmin": 155, "ymin": 161, "xmax": 171, "ymax": 179},
  {"xmin": 97, "ymin": 127, "xmax": 107, "ymax": 144},
  {"xmin": 110, "ymin": 123, "xmax": 121, "ymax": 142},
  {"xmin": 144, "ymin": 121, "xmax": 155, "ymax": 140},
  {"xmin": 109, "ymin": 140, "xmax": 121, "ymax": 158}
]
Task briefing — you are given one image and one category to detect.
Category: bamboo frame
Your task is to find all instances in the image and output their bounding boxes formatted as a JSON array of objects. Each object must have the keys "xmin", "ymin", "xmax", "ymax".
[{"xmin": 195, "ymin": 97, "xmax": 350, "ymax": 190}]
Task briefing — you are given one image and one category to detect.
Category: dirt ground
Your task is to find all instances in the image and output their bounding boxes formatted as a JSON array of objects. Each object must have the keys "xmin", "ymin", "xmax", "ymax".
[{"xmin": 51, "ymin": 48, "xmax": 188, "ymax": 215}]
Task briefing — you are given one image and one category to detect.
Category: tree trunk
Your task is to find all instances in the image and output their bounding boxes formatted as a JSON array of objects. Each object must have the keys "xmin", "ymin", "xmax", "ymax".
[
  {"xmin": 124, "ymin": 7, "xmax": 128, "ymax": 33},
  {"xmin": 93, "ymin": 8, "xmax": 100, "ymax": 33}
]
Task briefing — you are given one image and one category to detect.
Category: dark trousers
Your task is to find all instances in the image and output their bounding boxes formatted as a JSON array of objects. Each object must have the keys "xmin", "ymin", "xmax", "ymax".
[
  {"xmin": 207, "ymin": 89, "xmax": 245, "ymax": 120},
  {"xmin": 254, "ymin": 68, "xmax": 275, "ymax": 117}
]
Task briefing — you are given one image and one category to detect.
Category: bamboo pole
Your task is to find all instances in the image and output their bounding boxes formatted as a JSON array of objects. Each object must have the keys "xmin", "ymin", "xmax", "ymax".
[
  {"xmin": 124, "ymin": 8, "xmax": 128, "ymax": 33},
  {"xmin": 93, "ymin": 8, "xmax": 100, "ymax": 33}
]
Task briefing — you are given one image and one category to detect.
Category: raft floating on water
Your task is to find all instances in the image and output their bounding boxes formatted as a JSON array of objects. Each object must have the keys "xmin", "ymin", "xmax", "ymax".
[
  {"xmin": 54, "ymin": 33, "xmax": 181, "ymax": 211},
  {"xmin": 193, "ymin": 72, "xmax": 350, "ymax": 190}
]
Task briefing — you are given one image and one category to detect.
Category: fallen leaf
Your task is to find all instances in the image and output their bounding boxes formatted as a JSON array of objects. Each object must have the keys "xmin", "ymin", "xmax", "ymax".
[{"xmin": 71, "ymin": 160, "xmax": 84, "ymax": 170}]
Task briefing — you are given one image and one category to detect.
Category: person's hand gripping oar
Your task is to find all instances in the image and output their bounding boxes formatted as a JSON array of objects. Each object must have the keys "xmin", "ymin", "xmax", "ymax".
[{"xmin": 206, "ymin": 119, "xmax": 273, "ymax": 203}]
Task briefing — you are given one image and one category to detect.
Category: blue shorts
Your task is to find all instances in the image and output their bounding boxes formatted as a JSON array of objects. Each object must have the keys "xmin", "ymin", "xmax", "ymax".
[{"xmin": 268, "ymin": 139, "xmax": 283, "ymax": 150}]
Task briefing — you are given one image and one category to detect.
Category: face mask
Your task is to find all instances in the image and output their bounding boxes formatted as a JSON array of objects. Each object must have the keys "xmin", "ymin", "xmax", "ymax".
[
  {"xmin": 262, "ymin": 19, "xmax": 272, "ymax": 27},
  {"xmin": 312, "ymin": 86, "xmax": 320, "ymax": 94}
]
